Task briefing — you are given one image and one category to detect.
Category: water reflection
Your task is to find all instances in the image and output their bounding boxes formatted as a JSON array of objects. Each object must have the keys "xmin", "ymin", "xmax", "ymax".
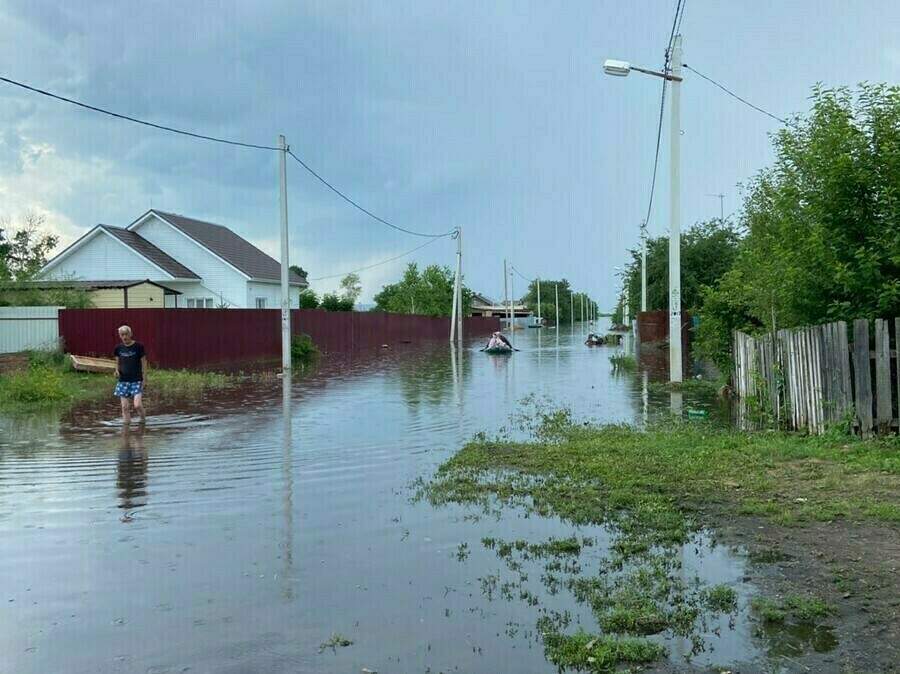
[{"xmin": 117, "ymin": 426, "xmax": 148, "ymax": 515}]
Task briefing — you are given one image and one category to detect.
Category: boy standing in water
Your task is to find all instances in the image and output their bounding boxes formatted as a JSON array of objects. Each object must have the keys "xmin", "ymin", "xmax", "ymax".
[{"xmin": 114, "ymin": 325, "xmax": 147, "ymax": 424}]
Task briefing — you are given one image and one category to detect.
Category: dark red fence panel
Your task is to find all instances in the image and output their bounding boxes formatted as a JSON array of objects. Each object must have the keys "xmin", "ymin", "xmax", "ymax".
[
  {"xmin": 58, "ymin": 309, "xmax": 280, "ymax": 370},
  {"xmin": 59, "ymin": 309, "xmax": 500, "ymax": 370},
  {"xmin": 636, "ymin": 310, "xmax": 694, "ymax": 352}
]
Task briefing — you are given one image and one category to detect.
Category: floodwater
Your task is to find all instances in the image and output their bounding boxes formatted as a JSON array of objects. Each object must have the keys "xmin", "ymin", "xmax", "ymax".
[{"xmin": 0, "ymin": 326, "xmax": 797, "ymax": 673}]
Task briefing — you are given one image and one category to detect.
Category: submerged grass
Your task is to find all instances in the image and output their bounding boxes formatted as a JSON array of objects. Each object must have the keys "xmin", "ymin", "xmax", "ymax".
[{"xmin": 419, "ymin": 408, "xmax": 898, "ymax": 671}]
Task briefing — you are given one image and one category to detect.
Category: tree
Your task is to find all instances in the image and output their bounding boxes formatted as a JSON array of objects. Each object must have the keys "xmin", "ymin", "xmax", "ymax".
[
  {"xmin": 696, "ymin": 83, "xmax": 900, "ymax": 367},
  {"xmin": 372, "ymin": 263, "xmax": 471, "ymax": 316},
  {"xmin": 1, "ymin": 213, "xmax": 58, "ymax": 281},
  {"xmin": 618, "ymin": 218, "xmax": 741, "ymax": 318},
  {"xmin": 320, "ymin": 292, "xmax": 354, "ymax": 311},
  {"xmin": 339, "ymin": 273, "xmax": 362, "ymax": 306},
  {"xmin": 289, "ymin": 265, "xmax": 308, "ymax": 279},
  {"xmin": 299, "ymin": 289, "xmax": 319, "ymax": 309},
  {"xmin": 520, "ymin": 279, "xmax": 590, "ymax": 325}
]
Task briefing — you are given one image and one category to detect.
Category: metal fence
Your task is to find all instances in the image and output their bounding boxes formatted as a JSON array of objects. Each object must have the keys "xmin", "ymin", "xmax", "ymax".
[
  {"xmin": 58, "ymin": 308, "xmax": 500, "ymax": 370},
  {"xmin": 0, "ymin": 306, "xmax": 63, "ymax": 353},
  {"xmin": 732, "ymin": 318, "xmax": 898, "ymax": 437}
]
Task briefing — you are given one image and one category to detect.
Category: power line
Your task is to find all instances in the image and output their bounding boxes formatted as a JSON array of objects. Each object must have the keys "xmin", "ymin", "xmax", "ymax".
[
  {"xmin": 510, "ymin": 266, "xmax": 532, "ymax": 283},
  {"xmin": 0, "ymin": 73, "xmax": 454, "ymax": 240},
  {"xmin": 683, "ymin": 64, "xmax": 785, "ymax": 124},
  {"xmin": 286, "ymin": 150, "xmax": 451, "ymax": 239},
  {"xmin": 0, "ymin": 74, "xmax": 280, "ymax": 151},
  {"xmin": 644, "ymin": 0, "xmax": 685, "ymax": 231},
  {"xmin": 307, "ymin": 233, "xmax": 451, "ymax": 281}
]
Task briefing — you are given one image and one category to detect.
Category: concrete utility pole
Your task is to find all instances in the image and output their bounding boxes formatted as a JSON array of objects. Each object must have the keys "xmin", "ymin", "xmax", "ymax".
[
  {"xmin": 503, "ymin": 259, "xmax": 509, "ymax": 329},
  {"xmin": 554, "ymin": 284, "xmax": 559, "ymax": 328},
  {"xmin": 450, "ymin": 227, "xmax": 462, "ymax": 344},
  {"xmin": 570, "ymin": 291, "xmax": 574, "ymax": 330},
  {"xmin": 669, "ymin": 34, "xmax": 683, "ymax": 383},
  {"xmin": 536, "ymin": 277, "xmax": 541, "ymax": 325},
  {"xmin": 279, "ymin": 135, "xmax": 291, "ymax": 374},
  {"xmin": 641, "ymin": 222, "xmax": 648, "ymax": 313}
]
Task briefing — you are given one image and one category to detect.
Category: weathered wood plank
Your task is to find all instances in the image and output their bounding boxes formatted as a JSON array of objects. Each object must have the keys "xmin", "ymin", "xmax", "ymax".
[
  {"xmin": 874, "ymin": 318, "xmax": 892, "ymax": 434},
  {"xmin": 853, "ymin": 319, "xmax": 874, "ymax": 438},
  {"xmin": 837, "ymin": 321, "xmax": 852, "ymax": 423}
]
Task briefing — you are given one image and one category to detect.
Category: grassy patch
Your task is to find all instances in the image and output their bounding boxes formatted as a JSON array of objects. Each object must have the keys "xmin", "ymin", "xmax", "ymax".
[
  {"xmin": 318, "ymin": 632, "xmax": 353, "ymax": 653},
  {"xmin": 537, "ymin": 624, "xmax": 666, "ymax": 673},
  {"xmin": 751, "ymin": 594, "xmax": 836, "ymax": 624},
  {"xmin": 608, "ymin": 353, "xmax": 637, "ymax": 370},
  {"xmin": 424, "ymin": 422, "xmax": 900, "ymax": 527},
  {"xmin": 290, "ymin": 333, "xmax": 319, "ymax": 362},
  {"xmin": 0, "ymin": 350, "xmax": 240, "ymax": 410}
]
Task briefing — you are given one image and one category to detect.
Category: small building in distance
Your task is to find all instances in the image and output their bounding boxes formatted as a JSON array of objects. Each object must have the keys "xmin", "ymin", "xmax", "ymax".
[{"xmin": 9, "ymin": 279, "xmax": 182, "ymax": 308}]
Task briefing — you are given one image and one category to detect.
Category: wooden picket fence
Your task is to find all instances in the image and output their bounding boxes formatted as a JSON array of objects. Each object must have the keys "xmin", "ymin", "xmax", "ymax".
[{"xmin": 733, "ymin": 318, "xmax": 898, "ymax": 437}]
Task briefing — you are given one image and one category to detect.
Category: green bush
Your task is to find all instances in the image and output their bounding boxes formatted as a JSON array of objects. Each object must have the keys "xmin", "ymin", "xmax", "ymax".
[
  {"xmin": 0, "ymin": 368, "xmax": 71, "ymax": 403},
  {"xmin": 291, "ymin": 333, "xmax": 319, "ymax": 361}
]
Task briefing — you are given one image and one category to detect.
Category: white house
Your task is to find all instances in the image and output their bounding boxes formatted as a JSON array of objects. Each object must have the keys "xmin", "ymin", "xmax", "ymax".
[{"xmin": 39, "ymin": 209, "xmax": 307, "ymax": 308}]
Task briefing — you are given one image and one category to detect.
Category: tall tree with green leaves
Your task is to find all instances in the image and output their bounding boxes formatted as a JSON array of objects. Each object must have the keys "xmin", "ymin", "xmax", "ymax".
[
  {"xmin": 696, "ymin": 83, "xmax": 900, "ymax": 367},
  {"xmin": 372, "ymin": 263, "xmax": 471, "ymax": 316},
  {"xmin": 1, "ymin": 213, "xmax": 58, "ymax": 281}
]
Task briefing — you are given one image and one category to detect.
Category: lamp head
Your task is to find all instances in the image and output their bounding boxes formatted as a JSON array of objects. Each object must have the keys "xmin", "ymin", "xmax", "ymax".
[{"xmin": 603, "ymin": 59, "xmax": 631, "ymax": 77}]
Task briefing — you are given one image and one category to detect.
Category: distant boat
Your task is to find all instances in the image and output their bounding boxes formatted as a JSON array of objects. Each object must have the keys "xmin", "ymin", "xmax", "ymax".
[
  {"xmin": 484, "ymin": 344, "xmax": 513, "ymax": 355},
  {"xmin": 70, "ymin": 354, "xmax": 117, "ymax": 374}
]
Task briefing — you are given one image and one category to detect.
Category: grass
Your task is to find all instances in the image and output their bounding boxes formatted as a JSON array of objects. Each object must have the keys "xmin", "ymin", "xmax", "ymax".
[
  {"xmin": 0, "ymin": 349, "xmax": 239, "ymax": 410},
  {"xmin": 419, "ymin": 412, "xmax": 897, "ymax": 669},
  {"xmin": 423, "ymin": 421, "xmax": 900, "ymax": 528},
  {"xmin": 318, "ymin": 632, "xmax": 353, "ymax": 653},
  {"xmin": 750, "ymin": 595, "xmax": 837, "ymax": 623},
  {"xmin": 608, "ymin": 353, "xmax": 637, "ymax": 371}
]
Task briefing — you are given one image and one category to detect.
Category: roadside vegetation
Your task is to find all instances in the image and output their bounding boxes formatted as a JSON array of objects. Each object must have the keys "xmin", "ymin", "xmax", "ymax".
[
  {"xmin": 416, "ymin": 404, "xmax": 899, "ymax": 671},
  {"xmin": 614, "ymin": 83, "xmax": 900, "ymax": 372},
  {"xmin": 0, "ymin": 349, "xmax": 236, "ymax": 410}
]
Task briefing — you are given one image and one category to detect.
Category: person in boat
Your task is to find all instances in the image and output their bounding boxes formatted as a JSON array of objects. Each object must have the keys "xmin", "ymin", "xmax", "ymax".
[
  {"xmin": 485, "ymin": 331, "xmax": 513, "ymax": 350},
  {"xmin": 585, "ymin": 333, "xmax": 603, "ymax": 346},
  {"xmin": 114, "ymin": 325, "xmax": 147, "ymax": 424}
]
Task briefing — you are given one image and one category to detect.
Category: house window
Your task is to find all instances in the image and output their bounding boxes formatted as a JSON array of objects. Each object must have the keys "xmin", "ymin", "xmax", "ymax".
[
  {"xmin": 187, "ymin": 298, "xmax": 214, "ymax": 308},
  {"xmin": 255, "ymin": 298, "xmax": 267, "ymax": 309}
]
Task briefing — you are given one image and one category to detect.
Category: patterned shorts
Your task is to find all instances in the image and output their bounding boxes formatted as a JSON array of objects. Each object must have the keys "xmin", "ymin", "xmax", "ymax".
[{"xmin": 114, "ymin": 380, "xmax": 143, "ymax": 398}]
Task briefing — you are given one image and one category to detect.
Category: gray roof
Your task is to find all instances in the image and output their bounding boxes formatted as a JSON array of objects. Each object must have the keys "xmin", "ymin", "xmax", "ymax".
[
  {"xmin": 151, "ymin": 211, "xmax": 307, "ymax": 285},
  {"xmin": 102, "ymin": 226, "xmax": 200, "ymax": 279},
  {"xmin": 17, "ymin": 279, "xmax": 181, "ymax": 294}
]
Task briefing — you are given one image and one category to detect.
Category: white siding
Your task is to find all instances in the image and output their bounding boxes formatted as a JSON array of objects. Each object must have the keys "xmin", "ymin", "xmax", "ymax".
[
  {"xmin": 44, "ymin": 232, "xmax": 162, "ymax": 281},
  {"xmin": 157, "ymin": 281, "xmax": 206, "ymax": 308},
  {"xmin": 133, "ymin": 215, "xmax": 249, "ymax": 307},
  {"xmin": 0, "ymin": 307, "xmax": 62, "ymax": 353},
  {"xmin": 246, "ymin": 281, "xmax": 303, "ymax": 309}
]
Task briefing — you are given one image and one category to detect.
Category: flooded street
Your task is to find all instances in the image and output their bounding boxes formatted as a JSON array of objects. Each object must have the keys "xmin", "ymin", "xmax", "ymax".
[{"xmin": 1, "ymin": 327, "xmax": 770, "ymax": 674}]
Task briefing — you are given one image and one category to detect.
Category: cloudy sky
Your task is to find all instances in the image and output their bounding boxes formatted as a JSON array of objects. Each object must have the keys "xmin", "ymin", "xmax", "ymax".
[{"xmin": 1, "ymin": 0, "xmax": 899, "ymax": 306}]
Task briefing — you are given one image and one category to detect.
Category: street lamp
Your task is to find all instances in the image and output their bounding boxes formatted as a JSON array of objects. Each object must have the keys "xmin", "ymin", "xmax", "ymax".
[{"xmin": 604, "ymin": 34, "xmax": 683, "ymax": 383}]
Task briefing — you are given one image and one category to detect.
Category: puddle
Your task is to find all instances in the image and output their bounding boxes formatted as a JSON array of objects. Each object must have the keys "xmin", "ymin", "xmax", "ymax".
[{"xmin": 0, "ymin": 327, "xmax": 795, "ymax": 673}]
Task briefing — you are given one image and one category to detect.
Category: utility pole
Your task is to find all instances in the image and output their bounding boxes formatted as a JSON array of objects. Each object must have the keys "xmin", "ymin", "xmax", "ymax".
[
  {"xmin": 503, "ymin": 259, "xmax": 509, "ymax": 330},
  {"xmin": 450, "ymin": 227, "xmax": 462, "ymax": 344},
  {"xmin": 669, "ymin": 34, "xmax": 683, "ymax": 383},
  {"xmin": 279, "ymin": 135, "xmax": 291, "ymax": 374},
  {"xmin": 536, "ymin": 277, "xmax": 541, "ymax": 326},
  {"xmin": 554, "ymin": 284, "xmax": 559, "ymax": 328},
  {"xmin": 707, "ymin": 193, "xmax": 725, "ymax": 220},
  {"xmin": 570, "ymin": 291, "xmax": 574, "ymax": 330},
  {"xmin": 641, "ymin": 222, "xmax": 648, "ymax": 313},
  {"xmin": 456, "ymin": 227, "xmax": 463, "ymax": 344}
]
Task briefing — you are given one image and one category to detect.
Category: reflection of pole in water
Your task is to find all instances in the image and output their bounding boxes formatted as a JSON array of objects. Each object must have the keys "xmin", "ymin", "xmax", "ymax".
[
  {"xmin": 281, "ymin": 375, "xmax": 294, "ymax": 599},
  {"xmin": 450, "ymin": 343, "xmax": 461, "ymax": 409},
  {"xmin": 642, "ymin": 370, "xmax": 649, "ymax": 423}
]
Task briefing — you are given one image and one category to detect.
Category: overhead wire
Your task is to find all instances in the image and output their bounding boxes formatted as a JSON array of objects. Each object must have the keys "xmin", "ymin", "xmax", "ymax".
[
  {"xmin": 307, "ymin": 233, "xmax": 452, "ymax": 281},
  {"xmin": 0, "ymin": 73, "xmax": 453, "ymax": 239},
  {"xmin": 682, "ymin": 64, "xmax": 786, "ymax": 124},
  {"xmin": 286, "ymin": 149, "xmax": 452, "ymax": 239},
  {"xmin": 0, "ymin": 75, "xmax": 280, "ymax": 151}
]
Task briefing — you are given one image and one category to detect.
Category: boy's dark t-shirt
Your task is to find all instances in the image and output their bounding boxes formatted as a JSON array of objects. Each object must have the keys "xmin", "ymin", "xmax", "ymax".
[{"xmin": 114, "ymin": 342, "xmax": 146, "ymax": 382}]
